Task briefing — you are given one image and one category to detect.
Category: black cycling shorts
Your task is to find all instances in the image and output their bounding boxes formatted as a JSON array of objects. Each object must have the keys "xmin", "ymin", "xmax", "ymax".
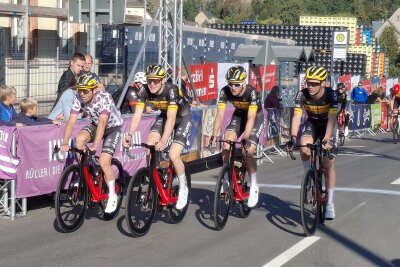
[
  {"xmin": 302, "ymin": 120, "xmax": 338, "ymax": 156},
  {"xmin": 149, "ymin": 115, "xmax": 192, "ymax": 147},
  {"xmin": 82, "ymin": 124, "xmax": 121, "ymax": 155},
  {"xmin": 225, "ymin": 111, "xmax": 264, "ymax": 146},
  {"xmin": 393, "ymin": 99, "xmax": 400, "ymax": 111}
]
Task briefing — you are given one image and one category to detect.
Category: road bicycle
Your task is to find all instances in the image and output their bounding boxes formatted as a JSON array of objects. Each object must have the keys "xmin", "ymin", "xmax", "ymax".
[
  {"xmin": 288, "ymin": 139, "xmax": 333, "ymax": 236},
  {"xmin": 337, "ymin": 110, "xmax": 347, "ymax": 146},
  {"xmin": 389, "ymin": 112, "xmax": 400, "ymax": 144},
  {"xmin": 53, "ymin": 145, "xmax": 124, "ymax": 232},
  {"xmin": 124, "ymin": 143, "xmax": 191, "ymax": 237},
  {"xmin": 212, "ymin": 140, "xmax": 251, "ymax": 230}
]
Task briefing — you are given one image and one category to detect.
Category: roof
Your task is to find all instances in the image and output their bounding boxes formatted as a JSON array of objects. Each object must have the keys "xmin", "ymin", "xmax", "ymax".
[
  {"xmin": 271, "ymin": 46, "xmax": 307, "ymax": 62},
  {"xmin": 233, "ymin": 45, "xmax": 262, "ymax": 59},
  {"xmin": 372, "ymin": 20, "xmax": 384, "ymax": 34},
  {"xmin": 203, "ymin": 11, "xmax": 216, "ymax": 20}
]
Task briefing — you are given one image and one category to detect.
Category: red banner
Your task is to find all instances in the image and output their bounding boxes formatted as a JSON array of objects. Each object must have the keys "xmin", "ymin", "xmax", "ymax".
[
  {"xmin": 187, "ymin": 63, "xmax": 219, "ymax": 102},
  {"xmin": 249, "ymin": 65, "xmax": 276, "ymax": 92},
  {"xmin": 381, "ymin": 102, "xmax": 389, "ymax": 129},
  {"xmin": 379, "ymin": 78, "xmax": 387, "ymax": 92},
  {"xmin": 362, "ymin": 80, "xmax": 372, "ymax": 94},
  {"xmin": 338, "ymin": 75, "xmax": 352, "ymax": 92}
]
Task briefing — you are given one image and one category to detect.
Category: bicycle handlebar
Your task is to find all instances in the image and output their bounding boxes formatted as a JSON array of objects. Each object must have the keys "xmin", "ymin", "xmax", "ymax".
[
  {"xmin": 124, "ymin": 143, "xmax": 169, "ymax": 160},
  {"xmin": 53, "ymin": 145, "xmax": 96, "ymax": 163}
]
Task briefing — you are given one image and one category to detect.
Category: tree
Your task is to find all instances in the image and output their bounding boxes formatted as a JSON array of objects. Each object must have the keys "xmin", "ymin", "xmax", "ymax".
[
  {"xmin": 279, "ymin": 0, "xmax": 303, "ymax": 25},
  {"xmin": 379, "ymin": 26, "xmax": 400, "ymax": 76},
  {"xmin": 183, "ymin": 0, "xmax": 198, "ymax": 22}
]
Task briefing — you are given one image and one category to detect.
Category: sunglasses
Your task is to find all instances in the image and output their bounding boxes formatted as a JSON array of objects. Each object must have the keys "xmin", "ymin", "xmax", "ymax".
[
  {"xmin": 148, "ymin": 79, "xmax": 162, "ymax": 85},
  {"xmin": 77, "ymin": 89, "xmax": 91, "ymax": 95},
  {"xmin": 228, "ymin": 83, "xmax": 242, "ymax": 88},
  {"xmin": 306, "ymin": 81, "xmax": 322, "ymax": 87}
]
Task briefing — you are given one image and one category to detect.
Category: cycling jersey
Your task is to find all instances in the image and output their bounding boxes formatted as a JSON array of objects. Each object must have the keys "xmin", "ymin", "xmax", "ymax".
[
  {"xmin": 71, "ymin": 91, "xmax": 123, "ymax": 128},
  {"xmin": 136, "ymin": 83, "xmax": 191, "ymax": 118},
  {"xmin": 294, "ymin": 87, "xmax": 338, "ymax": 124},
  {"xmin": 217, "ymin": 85, "xmax": 262, "ymax": 114},
  {"xmin": 337, "ymin": 90, "xmax": 347, "ymax": 113}
]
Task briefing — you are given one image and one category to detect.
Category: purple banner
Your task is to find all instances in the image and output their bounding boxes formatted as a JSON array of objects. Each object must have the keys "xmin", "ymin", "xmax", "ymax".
[
  {"xmin": 15, "ymin": 116, "xmax": 155, "ymax": 198},
  {"xmin": 0, "ymin": 126, "xmax": 19, "ymax": 180}
]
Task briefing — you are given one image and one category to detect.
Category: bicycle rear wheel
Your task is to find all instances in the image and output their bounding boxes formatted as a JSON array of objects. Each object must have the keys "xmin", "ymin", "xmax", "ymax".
[
  {"xmin": 300, "ymin": 168, "xmax": 318, "ymax": 236},
  {"xmin": 214, "ymin": 164, "xmax": 233, "ymax": 230},
  {"xmin": 125, "ymin": 168, "xmax": 157, "ymax": 237},
  {"xmin": 55, "ymin": 164, "xmax": 87, "ymax": 232},
  {"xmin": 238, "ymin": 168, "xmax": 251, "ymax": 218},
  {"xmin": 99, "ymin": 158, "xmax": 124, "ymax": 220},
  {"xmin": 339, "ymin": 131, "xmax": 345, "ymax": 146},
  {"xmin": 167, "ymin": 166, "xmax": 191, "ymax": 223}
]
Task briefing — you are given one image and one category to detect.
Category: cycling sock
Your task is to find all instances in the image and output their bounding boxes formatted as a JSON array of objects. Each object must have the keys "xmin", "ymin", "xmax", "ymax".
[
  {"xmin": 177, "ymin": 173, "xmax": 187, "ymax": 189},
  {"xmin": 107, "ymin": 179, "xmax": 116, "ymax": 196},
  {"xmin": 302, "ymin": 160, "xmax": 311, "ymax": 171},
  {"xmin": 327, "ymin": 188, "xmax": 334, "ymax": 205},
  {"xmin": 250, "ymin": 173, "xmax": 258, "ymax": 187}
]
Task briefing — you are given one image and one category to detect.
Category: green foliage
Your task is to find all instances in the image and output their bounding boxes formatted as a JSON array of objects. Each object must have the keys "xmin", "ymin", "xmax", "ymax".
[
  {"xmin": 379, "ymin": 26, "xmax": 400, "ymax": 76},
  {"xmin": 183, "ymin": 0, "xmax": 199, "ymax": 22},
  {"xmin": 279, "ymin": 0, "xmax": 303, "ymax": 25}
]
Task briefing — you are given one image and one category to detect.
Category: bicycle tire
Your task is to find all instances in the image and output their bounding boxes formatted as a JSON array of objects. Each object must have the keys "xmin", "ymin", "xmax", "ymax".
[
  {"xmin": 167, "ymin": 166, "xmax": 191, "ymax": 223},
  {"xmin": 300, "ymin": 168, "xmax": 318, "ymax": 236},
  {"xmin": 99, "ymin": 158, "xmax": 125, "ymax": 220},
  {"xmin": 339, "ymin": 132, "xmax": 345, "ymax": 146},
  {"xmin": 213, "ymin": 164, "xmax": 233, "ymax": 230},
  {"xmin": 238, "ymin": 168, "xmax": 251, "ymax": 218},
  {"xmin": 55, "ymin": 164, "xmax": 87, "ymax": 232},
  {"xmin": 125, "ymin": 168, "xmax": 157, "ymax": 237}
]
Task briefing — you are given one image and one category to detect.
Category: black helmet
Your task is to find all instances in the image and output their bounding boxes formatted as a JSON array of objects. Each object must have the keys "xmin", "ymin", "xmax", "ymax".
[{"xmin": 226, "ymin": 66, "xmax": 247, "ymax": 83}]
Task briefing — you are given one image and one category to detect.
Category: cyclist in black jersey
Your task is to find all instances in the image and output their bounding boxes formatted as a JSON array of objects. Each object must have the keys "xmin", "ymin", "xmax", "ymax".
[
  {"xmin": 209, "ymin": 66, "xmax": 264, "ymax": 208},
  {"xmin": 289, "ymin": 66, "xmax": 338, "ymax": 219},
  {"xmin": 123, "ymin": 64, "xmax": 192, "ymax": 210},
  {"xmin": 336, "ymin": 83, "xmax": 349, "ymax": 136}
]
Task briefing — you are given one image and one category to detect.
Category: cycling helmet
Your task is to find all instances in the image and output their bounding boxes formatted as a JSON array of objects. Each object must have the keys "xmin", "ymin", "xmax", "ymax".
[
  {"xmin": 146, "ymin": 64, "xmax": 167, "ymax": 79},
  {"xmin": 226, "ymin": 66, "xmax": 247, "ymax": 83},
  {"xmin": 134, "ymin": 72, "xmax": 147, "ymax": 84},
  {"xmin": 305, "ymin": 66, "xmax": 328, "ymax": 81},
  {"xmin": 77, "ymin": 73, "xmax": 99, "ymax": 90},
  {"xmin": 337, "ymin": 83, "xmax": 345, "ymax": 90},
  {"xmin": 393, "ymin": 84, "xmax": 400, "ymax": 95}
]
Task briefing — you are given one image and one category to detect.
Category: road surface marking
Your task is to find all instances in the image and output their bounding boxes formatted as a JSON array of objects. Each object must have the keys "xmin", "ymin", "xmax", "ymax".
[
  {"xmin": 391, "ymin": 178, "xmax": 400, "ymax": 185},
  {"xmin": 262, "ymin": 236, "xmax": 320, "ymax": 267},
  {"xmin": 341, "ymin": 146, "xmax": 365, "ymax": 148},
  {"xmin": 192, "ymin": 181, "xmax": 400, "ymax": 196}
]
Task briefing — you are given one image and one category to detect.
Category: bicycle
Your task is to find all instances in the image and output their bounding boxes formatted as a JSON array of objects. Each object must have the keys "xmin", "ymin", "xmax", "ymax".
[
  {"xmin": 287, "ymin": 139, "xmax": 333, "ymax": 236},
  {"xmin": 212, "ymin": 140, "xmax": 251, "ymax": 231},
  {"xmin": 53, "ymin": 145, "xmax": 124, "ymax": 232},
  {"xmin": 389, "ymin": 112, "xmax": 400, "ymax": 144},
  {"xmin": 124, "ymin": 143, "xmax": 191, "ymax": 237},
  {"xmin": 337, "ymin": 110, "xmax": 346, "ymax": 146}
]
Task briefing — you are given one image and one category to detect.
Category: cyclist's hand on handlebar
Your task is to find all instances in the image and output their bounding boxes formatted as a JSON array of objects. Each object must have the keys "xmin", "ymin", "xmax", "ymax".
[
  {"xmin": 123, "ymin": 134, "xmax": 132, "ymax": 148},
  {"xmin": 60, "ymin": 144, "xmax": 70, "ymax": 152},
  {"xmin": 87, "ymin": 143, "xmax": 98, "ymax": 152},
  {"xmin": 322, "ymin": 139, "xmax": 333, "ymax": 150},
  {"xmin": 208, "ymin": 136, "xmax": 215, "ymax": 149},
  {"xmin": 286, "ymin": 136, "xmax": 297, "ymax": 151},
  {"xmin": 155, "ymin": 140, "xmax": 166, "ymax": 151}
]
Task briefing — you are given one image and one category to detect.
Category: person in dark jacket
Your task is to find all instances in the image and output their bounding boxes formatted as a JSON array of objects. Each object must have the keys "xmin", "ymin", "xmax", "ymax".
[
  {"xmin": 50, "ymin": 53, "xmax": 85, "ymax": 111},
  {"xmin": 15, "ymin": 98, "xmax": 60, "ymax": 126},
  {"xmin": 264, "ymin": 86, "xmax": 282, "ymax": 109}
]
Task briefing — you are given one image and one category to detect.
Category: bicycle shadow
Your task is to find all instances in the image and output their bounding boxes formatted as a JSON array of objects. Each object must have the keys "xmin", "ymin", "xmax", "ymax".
[
  {"xmin": 257, "ymin": 193, "xmax": 305, "ymax": 237},
  {"xmin": 190, "ymin": 187, "xmax": 215, "ymax": 230}
]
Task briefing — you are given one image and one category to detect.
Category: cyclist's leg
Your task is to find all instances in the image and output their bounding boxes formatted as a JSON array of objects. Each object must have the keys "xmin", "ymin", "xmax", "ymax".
[
  {"xmin": 147, "ymin": 117, "xmax": 163, "ymax": 159},
  {"xmin": 223, "ymin": 112, "xmax": 241, "ymax": 164},
  {"xmin": 171, "ymin": 116, "xmax": 192, "ymax": 209},
  {"xmin": 76, "ymin": 124, "xmax": 95, "ymax": 150},
  {"xmin": 300, "ymin": 121, "xmax": 314, "ymax": 170}
]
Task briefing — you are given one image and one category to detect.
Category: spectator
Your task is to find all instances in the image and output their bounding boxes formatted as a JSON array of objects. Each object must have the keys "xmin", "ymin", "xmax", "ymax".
[
  {"xmin": 15, "ymin": 98, "xmax": 60, "ymax": 126},
  {"xmin": 81, "ymin": 53, "xmax": 105, "ymax": 92},
  {"xmin": 367, "ymin": 86, "xmax": 386, "ymax": 104},
  {"xmin": 0, "ymin": 85, "xmax": 22, "ymax": 127},
  {"xmin": 264, "ymin": 86, "xmax": 282, "ymax": 109},
  {"xmin": 48, "ymin": 79, "xmax": 77, "ymax": 121},
  {"xmin": 50, "ymin": 52, "xmax": 85, "ymax": 111},
  {"xmin": 350, "ymin": 82, "xmax": 368, "ymax": 104}
]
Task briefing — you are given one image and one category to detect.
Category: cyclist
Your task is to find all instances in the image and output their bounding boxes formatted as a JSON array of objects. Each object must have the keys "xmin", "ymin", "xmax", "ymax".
[
  {"xmin": 60, "ymin": 73, "xmax": 123, "ymax": 214},
  {"xmin": 209, "ymin": 66, "xmax": 264, "ymax": 208},
  {"xmin": 123, "ymin": 64, "xmax": 192, "ymax": 210},
  {"xmin": 390, "ymin": 84, "xmax": 400, "ymax": 131},
  {"xmin": 124, "ymin": 72, "xmax": 147, "ymax": 113},
  {"xmin": 337, "ymin": 83, "xmax": 349, "ymax": 136},
  {"xmin": 288, "ymin": 66, "xmax": 338, "ymax": 219}
]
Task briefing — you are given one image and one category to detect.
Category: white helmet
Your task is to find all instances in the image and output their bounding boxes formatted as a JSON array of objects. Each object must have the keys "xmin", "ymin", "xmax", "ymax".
[{"xmin": 134, "ymin": 72, "xmax": 147, "ymax": 84}]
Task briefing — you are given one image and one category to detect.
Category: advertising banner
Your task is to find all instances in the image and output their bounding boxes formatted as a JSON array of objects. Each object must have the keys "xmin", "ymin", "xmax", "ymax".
[
  {"xmin": 249, "ymin": 65, "xmax": 276, "ymax": 92},
  {"xmin": 380, "ymin": 103, "xmax": 389, "ymax": 129},
  {"xmin": 370, "ymin": 104, "xmax": 381, "ymax": 129},
  {"xmin": 362, "ymin": 80, "xmax": 372, "ymax": 94},
  {"xmin": 338, "ymin": 75, "xmax": 352, "ymax": 92},
  {"xmin": 0, "ymin": 127, "xmax": 19, "ymax": 180},
  {"xmin": 188, "ymin": 63, "xmax": 219, "ymax": 102}
]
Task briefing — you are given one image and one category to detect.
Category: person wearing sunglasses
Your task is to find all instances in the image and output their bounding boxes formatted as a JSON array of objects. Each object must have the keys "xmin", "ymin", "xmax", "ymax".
[
  {"xmin": 209, "ymin": 66, "xmax": 264, "ymax": 208},
  {"xmin": 288, "ymin": 66, "xmax": 338, "ymax": 219},
  {"xmin": 60, "ymin": 73, "xmax": 123, "ymax": 214},
  {"xmin": 123, "ymin": 64, "xmax": 192, "ymax": 210}
]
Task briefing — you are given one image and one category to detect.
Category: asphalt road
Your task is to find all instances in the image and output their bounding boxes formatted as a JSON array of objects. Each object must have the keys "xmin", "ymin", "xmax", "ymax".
[{"xmin": 1, "ymin": 132, "xmax": 399, "ymax": 267}]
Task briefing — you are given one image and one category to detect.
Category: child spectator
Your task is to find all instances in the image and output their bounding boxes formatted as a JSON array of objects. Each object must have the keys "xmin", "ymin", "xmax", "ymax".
[
  {"xmin": 0, "ymin": 85, "xmax": 22, "ymax": 127},
  {"xmin": 15, "ymin": 98, "xmax": 60, "ymax": 126}
]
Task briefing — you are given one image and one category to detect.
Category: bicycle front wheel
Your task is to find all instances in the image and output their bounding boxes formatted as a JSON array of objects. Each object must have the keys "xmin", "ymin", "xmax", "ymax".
[
  {"xmin": 99, "ymin": 158, "xmax": 125, "ymax": 220},
  {"xmin": 55, "ymin": 164, "xmax": 87, "ymax": 232},
  {"xmin": 213, "ymin": 164, "xmax": 233, "ymax": 230},
  {"xmin": 238, "ymin": 169, "xmax": 251, "ymax": 218},
  {"xmin": 300, "ymin": 168, "xmax": 318, "ymax": 236},
  {"xmin": 167, "ymin": 166, "xmax": 191, "ymax": 223},
  {"xmin": 125, "ymin": 168, "xmax": 157, "ymax": 237}
]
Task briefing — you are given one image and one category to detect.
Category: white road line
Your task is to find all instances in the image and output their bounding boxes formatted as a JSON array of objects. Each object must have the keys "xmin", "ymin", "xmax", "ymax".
[
  {"xmin": 191, "ymin": 181, "xmax": 400, "ymax": 196},
  {"xmin": 391, "ymin": 178, "xmax": 400, "ymax": 185},
  {"xmin": 262, "ymin": 236, "xmax": 320, "ymax": 267},
  {"xmin": 337, "ymin": 153, "xmax": 378, "ymax": 157},
  {"xmin": 341, "ymin": 145, "xmax": 365, "ymax": 148}
]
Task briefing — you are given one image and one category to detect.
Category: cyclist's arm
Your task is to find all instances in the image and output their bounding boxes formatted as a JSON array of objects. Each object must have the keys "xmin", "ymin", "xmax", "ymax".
[
  {"xmin": 160, "ymin": 108, "xmax": 177, "ymax": 145},
  {"xmin": 61, "ymin": 113, "xmax": 78, "ymax": 149},
  {"xmin": 212, "ymin": 106, "xmax": 225, "ymax": 137},
  {"xmin": 127, "ymin": 103, "xmax": 144, "ymax": 135},
  {"xmin": 92, "ymin": 114, "xmax": 108, "ymax": 150},
  {"xmin": 291, "ymin": 91, "xmax": 303, "ymax": 137},
  {"xmin": 324, "ymin": 112, "xmax": 336, "ymax": 142}
]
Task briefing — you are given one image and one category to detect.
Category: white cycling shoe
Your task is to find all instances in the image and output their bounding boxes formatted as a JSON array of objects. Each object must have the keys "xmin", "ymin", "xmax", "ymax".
[
  {"xmin": 105, "ymin": 194, "xmax": 118, "ymax": 214},
  {"xmin": 247, "ymin": 185, "xmax": 259, "ymax": 208},
  {"xmin": 176, "ymin": 185, "xmax": 189, "ymax": 210},
  {"xmin": 325, "ymin": 204, "xmax": 335, "ymax": 220}
]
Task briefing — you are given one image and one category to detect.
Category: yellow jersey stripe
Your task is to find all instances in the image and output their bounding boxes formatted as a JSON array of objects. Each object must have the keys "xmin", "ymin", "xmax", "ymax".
[{"xmin": 294, "ymin": 107, "xmax": 303, "ymax": 115}]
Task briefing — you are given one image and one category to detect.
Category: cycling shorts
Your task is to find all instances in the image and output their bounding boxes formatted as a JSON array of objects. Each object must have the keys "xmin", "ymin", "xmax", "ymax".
[
  {"xmin": 149, "ymin": 115, "xmax": 192, "ymax": 147},
  {"xmin": 302, "ymin": 120, "xmax": 338, "ymax": 156},
  {"xmin": 82, "ymin": 124, "xmax": 121, "ymax": 155},
  {"xmin": 225, "ymin": 110, "xmax": 264, "ymax": 146}
]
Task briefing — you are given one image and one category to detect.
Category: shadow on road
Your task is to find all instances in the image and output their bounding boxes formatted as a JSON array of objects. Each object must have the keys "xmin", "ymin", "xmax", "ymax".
[{"xmin": 190, "ymin": 187, "xmax": 216, "ymax": 230}]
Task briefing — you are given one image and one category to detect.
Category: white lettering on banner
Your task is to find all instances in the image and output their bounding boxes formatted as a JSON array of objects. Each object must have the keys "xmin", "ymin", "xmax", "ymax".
[
  {"xmin": 195, "ymin": 87, "xmax": 207, "ymax": 97},
  {"xmin": 25, "ymin": 167, "xmax": 48, "ymax": 179},
  {"xmin": 191, "ymin": 69, "xmax": 204, "ymax": 83},
  {"xmin": 209, "ymin": 68, "xmax": 215, "ymax": 89},
  {"xmin": 121, "ymin": 131, "xmax": 141, "ymax": 151},
  {"xmin": 52, "ymin": 165, "xmax": 63, "ymax": 175},
  {"xmin": 0, "ymin": 130, "xmax": 9, "ymax": 143},
  {"xmin": 48, "ymin": 139, "xmax": 73, "ymax": 162}
]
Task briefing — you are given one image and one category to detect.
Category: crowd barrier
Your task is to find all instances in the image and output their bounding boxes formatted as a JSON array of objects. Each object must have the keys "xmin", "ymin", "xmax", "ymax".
[{"xmin": 0, "ymin": 103, "xmax": 385, "ymax": 220}]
